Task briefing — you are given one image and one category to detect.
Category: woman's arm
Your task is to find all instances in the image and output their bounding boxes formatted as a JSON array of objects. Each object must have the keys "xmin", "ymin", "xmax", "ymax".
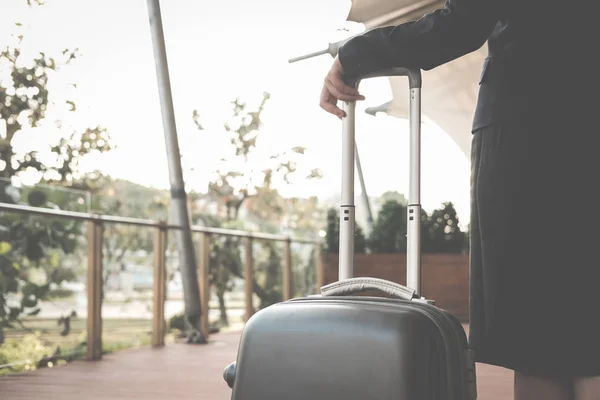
[{"xmin": 338, "ymin": 0, "xmax": 499, "ymax": 80}]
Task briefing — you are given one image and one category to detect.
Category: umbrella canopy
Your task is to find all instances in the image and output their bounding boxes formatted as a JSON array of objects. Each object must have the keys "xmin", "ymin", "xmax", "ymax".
[{"xmin": 347, "ymin": 0, "xmax": 488, "ymax": 157}]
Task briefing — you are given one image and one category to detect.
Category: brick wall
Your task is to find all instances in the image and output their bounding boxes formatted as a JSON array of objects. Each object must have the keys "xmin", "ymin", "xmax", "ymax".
[{"xmin": 325, "ymin": 253, "xmax": 470, "ymax": 321}]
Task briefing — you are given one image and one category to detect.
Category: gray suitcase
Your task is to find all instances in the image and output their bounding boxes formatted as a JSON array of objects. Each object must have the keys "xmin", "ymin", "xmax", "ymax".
[{"xmin": 223, "ymin": 68, "xmax": 477, "ymax": 400}]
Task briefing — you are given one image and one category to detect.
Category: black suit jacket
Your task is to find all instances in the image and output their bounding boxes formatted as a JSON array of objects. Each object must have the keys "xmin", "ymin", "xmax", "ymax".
[{"xmin": 338, "ymin": 0, "xmax": 594, "ymax": 132}]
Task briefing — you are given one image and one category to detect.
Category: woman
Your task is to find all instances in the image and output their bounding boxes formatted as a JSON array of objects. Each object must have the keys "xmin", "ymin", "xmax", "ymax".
[{"xmin": 319, "ymin": 0, "xmax": 600, "ymax": 398}]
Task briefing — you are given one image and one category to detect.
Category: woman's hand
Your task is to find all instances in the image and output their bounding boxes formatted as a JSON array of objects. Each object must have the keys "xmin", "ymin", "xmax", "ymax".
[{"xmin": 319, "ymin": 56, "xmax": 365, "ymax": 119}]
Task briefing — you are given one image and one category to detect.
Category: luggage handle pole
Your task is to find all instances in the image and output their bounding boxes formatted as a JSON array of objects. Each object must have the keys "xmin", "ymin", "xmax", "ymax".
[
  {"xmin": 339, "ymin": 100, "xmax": 356, "ymax": 281},
  {"xmin": 407, "ymin": 75, "xmax": 422, "ymax": 296},
  {"xmin": 339, "ymin": 67, "xmax": 422, "ymax": 295}
]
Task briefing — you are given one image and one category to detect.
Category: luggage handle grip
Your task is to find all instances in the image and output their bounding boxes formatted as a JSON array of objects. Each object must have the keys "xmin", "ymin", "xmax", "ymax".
[
  {"xmin": 320, "ymin": 277, "xmax": 417, "ymax": 300},
  {"xmin": 344, "ymin": 67, "xmax": 422, "ymax": 89}
]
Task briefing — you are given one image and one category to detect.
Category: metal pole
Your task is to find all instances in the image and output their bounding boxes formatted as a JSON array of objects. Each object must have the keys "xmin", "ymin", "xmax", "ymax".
[
  {"xmin": 406, "ymin": 88, "xmax": 422, "ymax": 296},
  {"xmin": 288, "ymin": 48, "xmax": 330, "ymax": 63},
  {"xmin": 339, "ymin": 101, "xmax": 355, "ymax": 280},
  {"xmin": 354, "ymin": 142, "xmax": 374, "ymax": 234},
  {"xmin": 146, "ymin": 0, "xmax": 206, "ymax": 344}
]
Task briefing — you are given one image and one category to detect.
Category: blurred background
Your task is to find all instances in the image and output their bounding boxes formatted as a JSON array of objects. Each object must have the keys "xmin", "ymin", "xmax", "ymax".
[{"xmin": 0, "ymin": 0, "xmax": 471, "ymax": 378}]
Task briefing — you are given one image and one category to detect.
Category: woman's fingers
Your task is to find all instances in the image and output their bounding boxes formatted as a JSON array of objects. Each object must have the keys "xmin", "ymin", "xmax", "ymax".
[
  {"xmin": 325, "ymin": 77, "xmax": 365, "ymax": 102},
  {"xmin": 319, "ymin": 85, "xmax": 345, "ymax": 119},
  {"xmin": 319, "ymin": 56, "xmax": 365, "ymax": 119}
]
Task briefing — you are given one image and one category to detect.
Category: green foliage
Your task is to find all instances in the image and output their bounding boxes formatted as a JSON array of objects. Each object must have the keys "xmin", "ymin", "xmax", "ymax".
[
  {"xmin": 283, "ymin": 196, "xmax": 325, "ymax": 239},
  {"xmin": 0, "ymin": 317, "xmax": 157, "ymax": 375},
  {"xmin": 168, "ymin": 313, "xmax": 185, "ymax": 332},
  {"xmin": 0, "ymin": 332, "xmax": 58, "ymax": 375},
  {"xmin": 0, "ymin": 183, "xmax": 81, "ymax": 331},
  {"xmin": 209, "ymin": 234, "xmax": 242, "ymax": 327},
  {"xmin": 48, "ymin": 127, "xmax": 112, "ymax": 184},
  {"xmin": 368, "ymin": 200, "xmax": 408, "ymax": 253},
  {"xmin": 377, "ymin": 190, "xmax": 408, "ymax": 206},
  {"xmin": 194, "ymin": 92, "xmax": 323, "ymax": 224},
  {"xmin": 369, "ymin": 199, "xmax": 468, "ymax": 254},
  {"xmin": 422, "ymin": 202, "xmax": 468, "ymax": 254},
  {"xmin": 191, "ymin": 92, "xmax": 324, "ymax": 325},
  {"xmin": 0, "ymin": 27, "xmax": 111, "ymax": 183},
  {"xmin": 85, "ymin": 175, "xmax": 168, "ymax": 291},
  {"xmin": 298, "ymin": 246, "xmax": 317, "ymax": 296},
  {"xmin": 324, "ymin": 208, "xmax": 367, "ymax": 253},
  {"xmin": 254, "ymin": 241, "xmax": 283, "ymax": 309},
  {"xmin": 197, "ymin": 93, "xmax": 272, "ymax": 221},
  {"xmin": 0, "ymin": 17, "xmax": 113, "ymax": 338},
  {"xmin": 325, "ymin": 199, "xmax": 469, "ymax": 254},
  {"xmin": 223, "ymin": 93, "xmax": 270, "ymax": 159},
  {"xmin": 325, "ymin": 208, "xmax": 337, "ymax": 253}
]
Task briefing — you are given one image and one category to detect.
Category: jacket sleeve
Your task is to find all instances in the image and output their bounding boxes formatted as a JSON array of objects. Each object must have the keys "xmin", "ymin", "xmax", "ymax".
[{"xmin": 338, "ymin": 0, "xmax": 499, "ymax": 80}]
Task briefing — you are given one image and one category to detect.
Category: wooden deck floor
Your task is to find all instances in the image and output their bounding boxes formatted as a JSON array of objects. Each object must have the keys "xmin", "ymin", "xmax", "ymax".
[{"xmin": 0, "ymin": 329, "xmax": 514, "ymax": 400}]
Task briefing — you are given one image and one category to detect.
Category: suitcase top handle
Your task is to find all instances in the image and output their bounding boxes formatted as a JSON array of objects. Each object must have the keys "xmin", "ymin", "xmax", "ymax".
[
  {"xmin": 320, "ymin": 277, "xmax": 417, "ymax": 301},
  {"xmin": 343, "ymin": 67, "xmax": 422, "ymax": 89}
]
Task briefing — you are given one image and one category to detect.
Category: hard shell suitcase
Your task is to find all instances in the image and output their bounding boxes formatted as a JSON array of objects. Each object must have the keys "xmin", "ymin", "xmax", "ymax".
[{"xmin": 223, "ymin": 68, "xmax": 477, "ymax": 400}]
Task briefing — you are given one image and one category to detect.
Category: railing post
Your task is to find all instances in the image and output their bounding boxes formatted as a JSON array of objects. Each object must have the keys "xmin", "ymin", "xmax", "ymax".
[
  {"xmin": 152, "ymin": 222, "xmax": 168, "ymax": 347},
  {"xmin": 244, "ymin": 236, "xmax": 254, "ymax": 321},
  {"xmin": 86, "ymin": 219, "xmax": 103, "ymax": 361},
  {"xmin": 283, "ymin": 237, "xmax": 292, "ymax": 301},
  {"xmin": 198, "ymin": 232, "xmax": 211, "ymax": 339},
  {"xmin": 315, "ymin": 242, "xmax": 325, "ymax": 291}
]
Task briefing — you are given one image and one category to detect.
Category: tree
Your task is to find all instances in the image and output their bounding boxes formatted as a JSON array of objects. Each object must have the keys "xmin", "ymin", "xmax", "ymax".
[
  {"xmin": 422, "ymin": 202, "xmax": 468, "ymax": 254},
  {"xmin": 359, "ymin": 198, "xmax": 468, "ymax": 254},
  {"xmin": 377, "ymin": 191, "xmax": 408, "ymax": 207},
  {"xmin": 367, "ymin": 200, "xmax": 408, "ymax": 253},
  {"xmin": 83, "ymin": 175, "xmax": 170, "ymax": 299},
  {"xmin": 283, "ymin": 196, "xmax": 326, "ymax": 238},
  {"xmin": 253, "ymin": 240, "xmax": 283, "ymax": 309},
  {"xmin": 324, "ymin": 208, "xmax": 367, "ymax": 253},
  {"xmin": 0, "ymin": 23, "xmax": 110, "ymax": 183},
  {"xmin": 0, "ymin": 184, "xmax": 81, "ymax": 339},
  {"xmin": 193, "ymin": 93, "xmax": 322, "ymax": 223},
  {"xmin": 191, "ymin": 92, "xmax": 323, "ymax": 324},
  {"xmin": 0, "ymin": 4, "xmax": 113, "ymax": 341},
  {"xmin": 207, "ymin": 221, "xmax": 242, "ymax": 327}
]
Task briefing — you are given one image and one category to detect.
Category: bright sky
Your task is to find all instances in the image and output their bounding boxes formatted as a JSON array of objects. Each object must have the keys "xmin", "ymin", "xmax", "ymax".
[{"xmin": 0, "ymin": 0, "xmax": 471, "ymax": 224}]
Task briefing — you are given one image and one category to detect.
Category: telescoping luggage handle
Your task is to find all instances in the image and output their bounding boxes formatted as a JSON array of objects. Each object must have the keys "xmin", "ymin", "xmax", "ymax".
[{"xmin": 330, "ymin": 67, "xmax": 425, "ymax": 299}]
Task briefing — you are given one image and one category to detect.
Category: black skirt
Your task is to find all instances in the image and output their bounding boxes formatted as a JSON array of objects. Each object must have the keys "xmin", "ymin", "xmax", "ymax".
[{"xmin": 468, "ymin": 117, "xmax": 600, "ymax": 378}]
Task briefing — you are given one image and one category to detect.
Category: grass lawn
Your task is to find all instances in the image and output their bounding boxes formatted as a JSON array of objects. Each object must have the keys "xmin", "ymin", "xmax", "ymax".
[
  {"xmin": 1, "ymin": 317, "xmax": 167, "ymax": 375},
  {"xmin": 1, "ymin": 311, "xmax": 246, "ymax": 376}
]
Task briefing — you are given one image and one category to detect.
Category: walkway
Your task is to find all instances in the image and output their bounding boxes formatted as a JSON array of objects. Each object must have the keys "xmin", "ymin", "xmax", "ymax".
[{"xmin": 0, "ymin": 330, "xmax": 514, "ymax": 400}]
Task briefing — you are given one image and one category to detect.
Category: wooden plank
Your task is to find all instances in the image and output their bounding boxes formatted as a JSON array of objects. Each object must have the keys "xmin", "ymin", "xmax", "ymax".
[
  {"xmin": 0, "ymin": 327, "xmax": 514, "ymax": 400},
  {"xmin": 243, "ymin": 237, "xmax": 254, "ymax": 321},
  {"xmin": 152, "ymin": 225, "xmax": 167, "ymax": 347},
  {"xmin": 282, "ymin": 239, "xmax": 292, "ymax": 300},
  {"xmin": 198, "ymin": 232, "xmax": 211, "ymax": 339},
  {"xmin": 86, "ymin": 221, "xmax": 103, "ymax": 361}
]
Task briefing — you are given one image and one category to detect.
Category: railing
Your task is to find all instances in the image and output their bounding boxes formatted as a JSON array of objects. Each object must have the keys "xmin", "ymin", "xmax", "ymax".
[{"xmin": 0, "ymin": 202, "xmax": 324, "ymax": 362}]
